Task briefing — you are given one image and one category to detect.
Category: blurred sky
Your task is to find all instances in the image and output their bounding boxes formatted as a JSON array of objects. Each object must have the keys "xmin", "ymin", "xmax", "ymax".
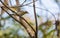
[{"xmin": 21, "ymin": 0, "xmax": 59, "ymax": 20}]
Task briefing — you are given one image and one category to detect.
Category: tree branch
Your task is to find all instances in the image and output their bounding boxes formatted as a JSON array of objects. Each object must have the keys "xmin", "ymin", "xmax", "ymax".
[
  {"xmin": 1, "ymin": 7, "xmax": 32, "ymax": 38},
  {"xmin": 33, "ymin": 0, "xmax": 38, "ymax": 38},
  {"xmin": 0, "ymin": 0, "xmax": 35, "ymax": 32}
]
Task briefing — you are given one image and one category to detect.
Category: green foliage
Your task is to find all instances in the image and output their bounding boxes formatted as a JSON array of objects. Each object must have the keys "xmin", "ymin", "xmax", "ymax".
[
  {"xmin": 1, "ymin": 16, "xmax": 11, "ymax": 20},
  {"xmin": 39, "ymin": 20, "xmax": 56, "ymax": 38}
]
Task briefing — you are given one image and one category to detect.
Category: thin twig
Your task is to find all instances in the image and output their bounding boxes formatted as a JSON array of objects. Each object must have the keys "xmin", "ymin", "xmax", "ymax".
[
  {"xmin": 21, "ymin": 0, "xmax": 26, "ymax": 5},
  {"xmin": 33, "ymin": 0, "xmax": 38, "ymax": 38},
  {"xmin": 19, "ymin": 0, "xmax": 38, "ymax": 7}
]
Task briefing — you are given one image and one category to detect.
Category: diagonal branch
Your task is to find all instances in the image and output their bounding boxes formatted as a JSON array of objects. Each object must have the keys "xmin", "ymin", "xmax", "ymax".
[
  {"xmin": 0, "ymin": 0, "xmax": 35, "ymax": 32},
  {"xmin": 21, "ymin": 0, "xmax": 26, "ymax": 5},
  {"xmin": 1, "ymin": 7, "xmax": 32, "ymax": 38},
  {"xmin": 15, "ymin": 0, "xmax": 38, "ymax": 7},
  {"xmin": 21, "ymin": 0, "xmax": 38, "ymax": 7}
]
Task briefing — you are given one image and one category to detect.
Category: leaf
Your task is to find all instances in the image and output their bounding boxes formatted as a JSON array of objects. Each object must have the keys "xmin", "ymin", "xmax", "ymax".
[
  {"xmin": 44, "ymin": 21, "xmax": 52, "ymax": 26},
  {"xmin": 39, "ymin": 20, "xmax": 52, "ymax": 27},
  {"xmin": 39, "ymin": 25, "xmax": 46, "ymax": 34},
  {"xmin": 0, "ymin": 30, "xmax": 4, "ymax": 36},
  {"xmin": 47, "ymin": 30, "xmax": 55, "ymax": 36},
  {"xmin": 1, "ymin": 16, "xmax": 11, "ymax": 20}
]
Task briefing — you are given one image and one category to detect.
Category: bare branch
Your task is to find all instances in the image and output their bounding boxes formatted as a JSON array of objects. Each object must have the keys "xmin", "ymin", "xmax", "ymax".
[
  {"xmin": 0, "ymin": 0, "xmax": 35, "ymax": 33},
  {"xmin": 1, "ymin": 7, "xmax": 33, "ymax": 38},
  {"xmin": 33, "ymin": 0, "xmax": 38, "ymax": 38},
  {"xmin": 20, "ymin": 0, "xmax": 38, "ymax": 7},
  {"xmin": 21, "ymin": 0, "xmax": 26, "ymax": 5}
]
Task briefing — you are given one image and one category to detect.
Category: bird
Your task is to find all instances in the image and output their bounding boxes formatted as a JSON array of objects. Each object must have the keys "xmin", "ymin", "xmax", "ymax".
[{"xmin": 10, "ymin": 11, "xmax": 28, "ymax": 16}]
